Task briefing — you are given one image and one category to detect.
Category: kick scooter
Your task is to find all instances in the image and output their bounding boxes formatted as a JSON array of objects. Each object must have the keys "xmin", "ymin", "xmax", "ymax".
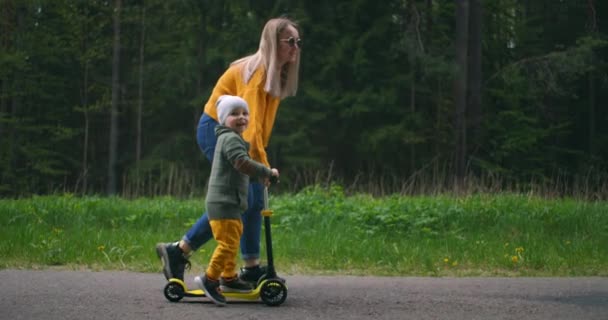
[{"xmin": 162, "ymin": 181, "xmax": 287, "ymax": 306}]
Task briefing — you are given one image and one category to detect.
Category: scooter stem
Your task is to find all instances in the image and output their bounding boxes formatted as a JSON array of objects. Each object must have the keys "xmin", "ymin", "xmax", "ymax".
[{"xmin": 263, "ymin": 186, "xmax": 277, "ymax": 279}]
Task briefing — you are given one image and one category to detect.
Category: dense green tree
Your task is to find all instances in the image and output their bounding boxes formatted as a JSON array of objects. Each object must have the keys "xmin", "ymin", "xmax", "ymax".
[{"xmin": 1, "ymin": 0, "xmax": 606, "ymax": 197}]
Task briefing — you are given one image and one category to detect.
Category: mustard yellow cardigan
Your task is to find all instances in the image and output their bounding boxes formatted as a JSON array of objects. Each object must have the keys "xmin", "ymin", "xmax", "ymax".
[{"xmin": 203, "ymin": 63, "xmax": 280, "ymax": 167}]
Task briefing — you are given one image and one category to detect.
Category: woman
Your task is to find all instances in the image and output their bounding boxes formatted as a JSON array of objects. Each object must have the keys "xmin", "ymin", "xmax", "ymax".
[{"xmin": 156, "ymin": 17, "xmax": 301, "ymax": 289}]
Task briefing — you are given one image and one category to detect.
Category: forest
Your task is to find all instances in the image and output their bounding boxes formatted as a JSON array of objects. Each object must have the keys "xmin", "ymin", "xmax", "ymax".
[{"xmin": 1, "ymin": 0, "xmax": 607, "ymax": 198}]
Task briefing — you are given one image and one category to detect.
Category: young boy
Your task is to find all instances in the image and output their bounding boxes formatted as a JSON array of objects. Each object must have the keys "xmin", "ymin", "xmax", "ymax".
[{"xmin": 194, "ymin": 95, "xmax": 279, "ymax": 306}]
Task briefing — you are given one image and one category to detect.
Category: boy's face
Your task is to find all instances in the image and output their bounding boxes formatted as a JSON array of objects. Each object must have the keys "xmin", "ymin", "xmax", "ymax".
[{"xmin": 225, "ymin": 107, "xmax": 249, "ymax": 134}]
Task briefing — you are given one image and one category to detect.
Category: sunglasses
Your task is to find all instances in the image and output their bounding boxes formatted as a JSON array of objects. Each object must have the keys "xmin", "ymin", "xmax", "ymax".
[{"xmin": 280, "ymin": 37, "xmax": 302, "ymax": 48}]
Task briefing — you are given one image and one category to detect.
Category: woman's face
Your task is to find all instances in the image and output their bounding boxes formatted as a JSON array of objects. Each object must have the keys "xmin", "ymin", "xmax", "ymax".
[{"xmin": 277, "ymin": 24, "xmax": 300, "ymax": 67}]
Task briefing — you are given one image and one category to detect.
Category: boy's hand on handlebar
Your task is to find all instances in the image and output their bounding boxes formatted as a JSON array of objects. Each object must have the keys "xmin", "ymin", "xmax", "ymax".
[{"xmin": 264, "ymin": 168, "xmax": 280, "ymax": 186}]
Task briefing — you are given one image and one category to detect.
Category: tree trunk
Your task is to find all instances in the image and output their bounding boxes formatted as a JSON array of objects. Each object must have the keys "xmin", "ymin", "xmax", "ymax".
[
  {"xmin": 0, "ymin": 0, "xmax": 13, "ymax": 140},
  {"xmin": 467, "ymin": 0, "xmax": 482, "ymax": 153},
  {"xmin": 194, "ymin": 3, "xmax": 207, "ymax": 130},
  {"xmin": 2, "ymin": 1, "xmax": 20, "ymax": 189},
  {"xmin": 454, "ymin": 0, "xmax": 469, "ymax": 188},
  {"xmin": 137, "ymin": 4, "xmax": 145, "ymax": 164},
  {"xmin": 587, "ymin": 0, "xmax": 597, "ymax": 157},
  {"xmin": 588, "ymin": 71, "xmax": 595, "ymax": 156},
  {"xmin": 426, "ymin": 0, "xmax": 433, "ymax": 36},
  {"xmin": 135, "ymin": 4, "xmax": 145, "ymax": 196},
  {"xmin": 410, "ymin": 80, "xmax": 416, "ymax": 174},
  {"xmin": 0, "ymin": 78, "xmax": 6, "ymax": 138},
  {"xmin": 195, "ymin": 35, "xmax": 204, "ymax": 129},
  {"xmin": 407, "ymin": 0, "xmax": 420, "ymax": 175},
  {"xmin": 107, "ymin": 0, "xmax": 121, "ymax": 195},
  {"xmin": 81, "ymin": 62, "xmax": 90, "ymax": 194}
]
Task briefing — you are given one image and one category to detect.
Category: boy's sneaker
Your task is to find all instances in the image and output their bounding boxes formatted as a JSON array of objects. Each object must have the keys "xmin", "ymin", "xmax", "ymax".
[
  {"xmin": 239, "ymin": 265, "xmax": 285, "ymax": 284},
  {"xmin": 220, "ymin": 276, "xmax": 253, "ymax": 293},
  {"xmin": 195, "ymin": 274, "xmax": 226, "ymax": 306},
  {"xmin": 155, "ymin": 242, "xmax": 191, "ymax": 281}
]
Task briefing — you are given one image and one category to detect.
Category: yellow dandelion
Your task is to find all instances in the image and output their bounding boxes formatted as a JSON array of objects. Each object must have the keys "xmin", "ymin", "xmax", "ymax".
[
  {"xmin": 451, "ymin": 261, "xmax": 458, "ymax": 267},
  {"xmin": 444, "ymin": 258, "xmax": 449, "ymax": 264},
  {"xmin": 515, "ymin": 247, "xmax": 524, "ymax": 254},
  {"xmin": 511, "ymin": 255, "xmax": 519, "ymax": 264},
  {"xmin": 97, "ymin": 245, "xmax": 105, "ymax": 251}
]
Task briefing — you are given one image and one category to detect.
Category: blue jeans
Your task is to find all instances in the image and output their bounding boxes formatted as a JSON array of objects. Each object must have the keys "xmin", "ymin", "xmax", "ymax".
[{"xmin": 182, "ymin": 113, "xmax": 264, "ymax": 260}]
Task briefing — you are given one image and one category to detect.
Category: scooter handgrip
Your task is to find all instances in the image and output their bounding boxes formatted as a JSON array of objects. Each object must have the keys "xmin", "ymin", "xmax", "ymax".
[{"xmin": 269, "ymin": 175, "xmax": 279, "ymax": 185}]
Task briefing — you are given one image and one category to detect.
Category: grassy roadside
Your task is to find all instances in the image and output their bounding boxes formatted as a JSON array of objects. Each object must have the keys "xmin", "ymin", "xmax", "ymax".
[{"xmin": 1, "ymin": 185, "xmax": 606, "ymax": 277}]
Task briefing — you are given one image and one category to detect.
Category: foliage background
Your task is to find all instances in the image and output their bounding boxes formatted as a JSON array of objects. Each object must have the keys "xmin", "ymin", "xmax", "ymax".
[
  {"xmin": 2, "ymin": 190, "xmax": 606, "ymax": 276},
  {"xmin": 1, "ymin": 0, "xmax": 607, "ymax": 198}
]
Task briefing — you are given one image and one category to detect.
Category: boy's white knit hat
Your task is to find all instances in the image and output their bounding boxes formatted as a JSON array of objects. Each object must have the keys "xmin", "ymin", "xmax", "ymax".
[{"xmin": 216, "ymin": 95, "xmax": 249, "ymax": 125}]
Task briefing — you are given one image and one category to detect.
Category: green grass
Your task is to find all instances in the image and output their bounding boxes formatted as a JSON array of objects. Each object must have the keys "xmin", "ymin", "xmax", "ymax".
[{"xmin": 1, "ymin": 185, "xmax": 606, "ymax": 276}]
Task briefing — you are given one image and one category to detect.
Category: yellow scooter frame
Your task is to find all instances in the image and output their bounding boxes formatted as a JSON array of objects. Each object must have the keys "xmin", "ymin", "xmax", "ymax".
[{"xmin": 163, "ymin": 277, "xmax": 287, "ymax": 306}]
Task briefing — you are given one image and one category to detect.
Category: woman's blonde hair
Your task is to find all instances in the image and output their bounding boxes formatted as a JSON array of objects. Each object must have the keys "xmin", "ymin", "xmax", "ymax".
[{"xmin": 231, "ymin": 17, "xmax": 300, "ymax": 99}]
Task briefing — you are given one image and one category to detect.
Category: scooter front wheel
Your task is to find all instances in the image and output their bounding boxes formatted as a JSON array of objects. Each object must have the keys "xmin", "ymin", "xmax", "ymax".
[
  {"xmin": 164, "ymin": 281, "xmax": 185, "ymax": 302},
  {"xmin": 260, "ymin": 279, "xmax": 287, "ymax": 306}
]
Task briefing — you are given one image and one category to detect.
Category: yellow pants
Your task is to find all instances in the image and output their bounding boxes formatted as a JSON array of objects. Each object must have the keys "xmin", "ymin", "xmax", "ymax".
[{"xmin": 206, "ymin": 219, "xmax": 243, "ymax": 280}]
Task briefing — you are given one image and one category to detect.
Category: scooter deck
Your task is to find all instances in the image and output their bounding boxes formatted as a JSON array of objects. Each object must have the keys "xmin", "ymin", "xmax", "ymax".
[{"xmin": 171, "ymin": 278, "xmax": 269, "ymax": 301}]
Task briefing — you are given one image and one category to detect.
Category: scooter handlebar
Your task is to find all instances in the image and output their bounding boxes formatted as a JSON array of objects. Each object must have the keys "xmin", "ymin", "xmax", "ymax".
[{"xmin": 269, "ymin": 175, "xmax": 279, "ymax": 185}]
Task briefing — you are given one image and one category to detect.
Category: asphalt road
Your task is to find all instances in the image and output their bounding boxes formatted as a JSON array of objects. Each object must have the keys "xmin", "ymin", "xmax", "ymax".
[{"xmin": 1, "ymin": 269, "xmax": 606, "ymax": 320}]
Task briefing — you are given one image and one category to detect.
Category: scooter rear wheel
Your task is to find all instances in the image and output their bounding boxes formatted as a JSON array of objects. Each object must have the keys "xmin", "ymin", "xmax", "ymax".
[
  {"xmin": 260, "ymin": 279, "xmax": 287, "ymax": 306},
  {"xmin": 164, "ymin": 281, "xmax": 185, "ymax": 302}
]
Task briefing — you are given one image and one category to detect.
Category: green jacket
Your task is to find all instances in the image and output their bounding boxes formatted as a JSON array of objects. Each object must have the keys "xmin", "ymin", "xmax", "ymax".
[{"xmin": 205, "ymin": 125, "xmax": 273, "ymax": 220}]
